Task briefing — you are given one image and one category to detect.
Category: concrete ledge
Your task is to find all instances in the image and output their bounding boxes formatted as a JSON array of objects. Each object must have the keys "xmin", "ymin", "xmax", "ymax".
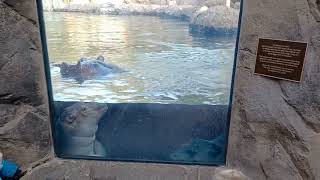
[{"xmin": 21, "ymin": 156, "xmax": 249, "ymax": 180}]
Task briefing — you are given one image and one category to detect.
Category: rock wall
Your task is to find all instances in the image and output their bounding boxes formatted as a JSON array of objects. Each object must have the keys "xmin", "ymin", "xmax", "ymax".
[
  {"xmin": 227, "ymin": 0, "xmax": 320, "ymax": 179},
  {"xmin": 123, "ymin": 0, "xmax": 240, "ymax": 6},
  {"xmin": 0, "ymin": 0, "xmax": 52, "ymax": 168}
]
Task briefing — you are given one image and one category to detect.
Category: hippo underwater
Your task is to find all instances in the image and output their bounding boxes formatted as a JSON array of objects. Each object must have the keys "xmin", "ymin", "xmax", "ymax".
[
  {"xmin": 55, "ymin": 102, "xmax": 108, "ymax": 157},
  {"xmin": 52, "ymin": 55, "xmax": 124, "ymax": 83}
]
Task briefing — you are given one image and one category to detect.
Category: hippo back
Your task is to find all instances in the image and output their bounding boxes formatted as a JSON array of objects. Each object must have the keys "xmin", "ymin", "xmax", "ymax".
[{"xmin": 79, "ymin": 60, "xmax": 122, "ymax": 77}]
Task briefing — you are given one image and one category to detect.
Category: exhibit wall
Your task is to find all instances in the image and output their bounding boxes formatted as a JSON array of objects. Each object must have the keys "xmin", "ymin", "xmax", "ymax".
[
  {"xmin": 0, "ymin": 0, "xmax": 319, "ymax": 179},
  {"xmin": 227, "ymin": 0, "xmax": 320, "ymax": 179}
]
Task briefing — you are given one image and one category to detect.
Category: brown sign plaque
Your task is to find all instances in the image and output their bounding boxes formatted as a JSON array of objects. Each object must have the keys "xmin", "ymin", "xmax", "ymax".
[{"xmin": 254, "ymin": 38, "xmax": 308, "ymax": 82}]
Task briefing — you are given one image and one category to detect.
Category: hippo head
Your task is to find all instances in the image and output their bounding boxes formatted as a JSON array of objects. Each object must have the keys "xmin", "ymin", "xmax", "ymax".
[{"xmin": 59, "ymin": 102, "xmax": 108, "ymax": 137}]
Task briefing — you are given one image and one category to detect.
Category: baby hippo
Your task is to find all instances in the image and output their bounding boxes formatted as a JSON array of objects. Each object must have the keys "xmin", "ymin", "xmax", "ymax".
[{"xmin": 56, "ymin": 102, "xmax": 108, "ymax": 157}]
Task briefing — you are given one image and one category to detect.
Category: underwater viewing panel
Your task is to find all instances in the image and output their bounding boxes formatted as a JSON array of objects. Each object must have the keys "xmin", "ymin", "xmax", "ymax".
[{"xmin": 38, "ymin": 0, "xmax": 242, "ymax": 165}]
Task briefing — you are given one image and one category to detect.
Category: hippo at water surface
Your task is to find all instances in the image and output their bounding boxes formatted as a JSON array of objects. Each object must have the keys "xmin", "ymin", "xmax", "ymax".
[{"xmin": 52, "ymin": 56, "xmax": 124, "ymax": 83}]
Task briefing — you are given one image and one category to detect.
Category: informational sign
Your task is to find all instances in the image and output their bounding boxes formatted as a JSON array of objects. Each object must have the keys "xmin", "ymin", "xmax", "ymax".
[{"xmin": 254, "ymin": 38, "xmax": 308, "ymax": 82}]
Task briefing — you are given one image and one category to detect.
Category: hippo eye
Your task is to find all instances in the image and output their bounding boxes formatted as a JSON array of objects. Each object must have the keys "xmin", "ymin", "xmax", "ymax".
[
  {"xmin": 65, "ymin": 115, "xmax": 76, "ymax": 124},
  {"xmin": 81, "ymin": 106, "xmax": 87, "ymax": 112}
]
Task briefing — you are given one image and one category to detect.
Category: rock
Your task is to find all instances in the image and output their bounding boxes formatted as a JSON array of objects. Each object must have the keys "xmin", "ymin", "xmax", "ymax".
[
  {"xmin": 232, "ymin": 2, "xmax": 240, "ymax": 9},
  {"xmin": 193, "ymin": 6, "xmax": 208, "ymax": 17},
  {"xmin": 60, "ymin": 3, "xmax": 101, "ymax": 13},
  {"xmin": 190, "ymin": 5, "xmax": 239, "ymax": 35},
  {"xmin": 0, "ymin": 1, "xmax": 47, "ymax": 106},
  {"xmin": 42, "ymin": 0, "xmax": 66, "ymax": 11},
  {"xmin": 21, "ymin": 158, "xmax": 199, "ymax": 180},
  {"xmin": 204, "ymin": 0, "xmax": 225, "ymax": 7},
  {"xmin": 53, "ymin": 56, "xmax": 124, "ymax": 83},
  {"xmin": 149, "ymin": 0, "xmax": 167, "ymax": 5},
  {"xmin": 3, "ymin": 0, "xmax": 38, "ymax": 22},
  {"xmin": 176, "ymin": 0, "xmax": 206, "ymax": 6},
  {"xmin": 49, "ymin": 1, "xmax": 239, "ymax": 34},
  {"xmin": 307, "ymin": 0, "xmax": 320, "ymax": 22},
  {"xmin": 0, "ymin": 0, "xmax": 51, "ymax": 168},
  {"xmin": 0, "ymin": 104, "xmax": 50, "ymax": 168},
  {"xmin": 227, "ymin": 0, "xmax": 320, "ymax": 179},
  {"xmin": 309, "ymin": 134, "xmax": 320, "ymax": 179},
  {"xmin": 214, "ymin": 167, "xmax": 249, "ymax": 180}
]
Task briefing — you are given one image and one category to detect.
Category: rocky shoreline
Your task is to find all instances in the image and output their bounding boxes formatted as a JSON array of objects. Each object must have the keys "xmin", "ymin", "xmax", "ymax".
[{"xmin": 44, "ymin": 2, "xmax": 240, "ymax": 35}]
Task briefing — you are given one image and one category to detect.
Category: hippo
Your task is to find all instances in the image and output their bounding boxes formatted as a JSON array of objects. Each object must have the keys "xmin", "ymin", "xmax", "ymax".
[
  {"xmin": 56, "ymin": 102, "xmax": 108, "ymax": 157},
  {"xmin": 53, "ymin": 56, "xmax": 124, "ymax": 83}
]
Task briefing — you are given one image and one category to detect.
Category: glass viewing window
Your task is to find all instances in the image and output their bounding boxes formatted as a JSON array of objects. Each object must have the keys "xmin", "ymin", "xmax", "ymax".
[{"xmin": 37, "ymin": 0, "xmax": 242, "ymax": 165}]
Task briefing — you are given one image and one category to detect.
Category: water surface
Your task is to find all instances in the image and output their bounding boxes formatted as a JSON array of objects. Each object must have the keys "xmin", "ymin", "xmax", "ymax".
[{"xmin": 44, "ymin": 12, "xmax": 236, "ymax": 105}]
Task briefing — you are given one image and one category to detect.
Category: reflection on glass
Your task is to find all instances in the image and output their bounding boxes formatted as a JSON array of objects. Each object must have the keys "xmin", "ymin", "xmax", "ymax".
[{"xmin": 42, "ymin": 0, "xmax": 240, "ymax": 165}]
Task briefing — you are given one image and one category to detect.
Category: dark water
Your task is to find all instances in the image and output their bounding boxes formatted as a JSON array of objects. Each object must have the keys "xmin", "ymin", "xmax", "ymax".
[{"xmin": 44, "ymin": 12, "xmax": 237, "ymax": 105}]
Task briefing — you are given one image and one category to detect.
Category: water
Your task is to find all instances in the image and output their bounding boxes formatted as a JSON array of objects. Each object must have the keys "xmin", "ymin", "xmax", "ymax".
[{"xmin": 44, "ymin": 12, "xmax": 236, "ymax": 105}]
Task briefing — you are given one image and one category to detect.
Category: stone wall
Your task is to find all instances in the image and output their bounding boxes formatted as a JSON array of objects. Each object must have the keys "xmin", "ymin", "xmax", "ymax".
[
  {"xmin": 42, "ymin": 0, "xmax": 65, "ymax": 11},
  {"xmin": 227, "ymin": 0, "xmax": 320, "ymax": 179},
  {"xmin": 0, "ymin": 0, "xmax": 320, "ymax": 179},
  {"xmin": 0, "ymin": 0, "xmax": 52, "ymax": 168}
]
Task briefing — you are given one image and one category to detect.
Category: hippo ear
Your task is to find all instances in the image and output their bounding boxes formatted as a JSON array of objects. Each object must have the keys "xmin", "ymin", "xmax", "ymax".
[
  {"xmin": 97, "ymin": 55, "xmax": 104, "ymax": 62},
  {"xmin": 79, "ymin": 58, "xmax": 85, "ymax": 63}
]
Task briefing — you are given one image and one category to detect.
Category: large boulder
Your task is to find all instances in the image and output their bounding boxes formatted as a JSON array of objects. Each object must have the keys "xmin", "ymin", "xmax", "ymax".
[{"xmin": 190, "ymin": 5, "xmax": 240, "ymax": 35}]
